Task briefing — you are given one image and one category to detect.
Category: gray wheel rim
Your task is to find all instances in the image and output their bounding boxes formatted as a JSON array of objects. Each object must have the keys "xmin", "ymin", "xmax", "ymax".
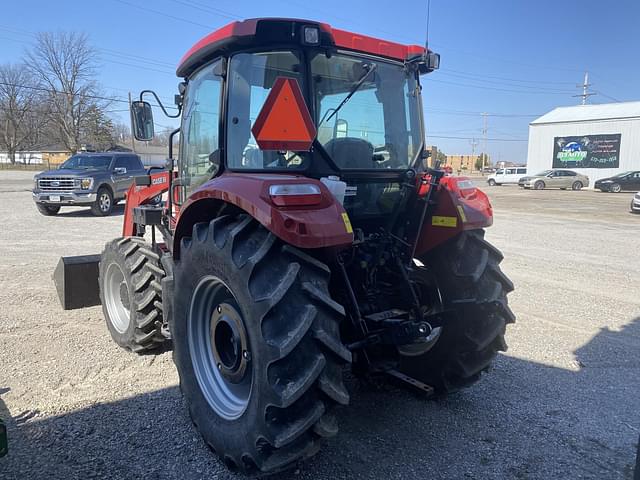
[
  {"xmin": 104, "ymin": 262, "xmax": 130, "ymax": 334},
  {"xmin": 99, "ymin": 193, "xmax": 111, "ymax": 212},
  {"xmin": 612, "ymin": 184, "xmax": 621, "ymax": 193},
  {"xmin": 188, "ymin": 275, "xmax": 252, "ymax": 420}
]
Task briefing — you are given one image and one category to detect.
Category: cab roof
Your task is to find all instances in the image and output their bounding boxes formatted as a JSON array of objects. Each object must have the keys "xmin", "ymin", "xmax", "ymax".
[{"xmin": 177, "ymin": 18, "xmax": 427, "ymax": 77}]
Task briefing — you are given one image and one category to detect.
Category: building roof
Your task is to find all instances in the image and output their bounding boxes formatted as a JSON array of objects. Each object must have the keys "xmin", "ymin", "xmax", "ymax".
[{"xmin": 531, "ymin": 101, "xmax": 640, "ymax": 125}]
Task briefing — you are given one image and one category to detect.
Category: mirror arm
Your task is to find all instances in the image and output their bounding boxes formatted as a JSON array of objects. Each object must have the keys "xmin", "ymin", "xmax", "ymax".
[{"xmin": 140, "ymin": 90, "xmax": 182, "ymax": 119}]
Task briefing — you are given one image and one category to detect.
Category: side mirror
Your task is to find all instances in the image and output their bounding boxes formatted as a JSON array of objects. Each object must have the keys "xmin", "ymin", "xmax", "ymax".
[
  {"xmin": 131, "ymin": 101, "xmax": 154, "ymax": 141},
  {"xmin": 114, "ymin": 167, "xmax": 127, "ymax": 175}
]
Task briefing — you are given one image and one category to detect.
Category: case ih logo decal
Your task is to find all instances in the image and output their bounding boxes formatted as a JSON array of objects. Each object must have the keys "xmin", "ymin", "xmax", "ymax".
[
  {"xmin": 152, "ymin": 177, "xmax": 166, "ymax": 185},
  {"xmin": 553, "ymin": 134, "xmax": 621, "ymax": 169}
]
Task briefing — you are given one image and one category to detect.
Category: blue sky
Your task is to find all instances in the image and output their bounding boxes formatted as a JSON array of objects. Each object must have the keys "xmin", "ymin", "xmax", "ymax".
[{"xmin": 1, "ymin": 0, "xmax": 638, "ymax": 163}]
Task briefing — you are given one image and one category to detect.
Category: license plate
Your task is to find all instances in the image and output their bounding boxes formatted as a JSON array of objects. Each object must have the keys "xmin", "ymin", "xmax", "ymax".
[{"xmin": 49, "ymin": 195, "xmax": 61, "ymax": 202}]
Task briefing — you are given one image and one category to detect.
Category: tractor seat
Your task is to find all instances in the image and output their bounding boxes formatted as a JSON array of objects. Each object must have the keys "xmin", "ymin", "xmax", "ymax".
[{"xmin": 324, "ymin": 137, "xmax": 374, "ymax": 169}]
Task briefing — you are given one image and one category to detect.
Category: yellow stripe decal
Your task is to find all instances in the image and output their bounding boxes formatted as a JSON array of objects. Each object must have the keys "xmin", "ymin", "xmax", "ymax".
[
  {"xmin": 341, "ymin": 212, "xmax": 353, "ymax": 233},
  {"xmin": 456, "ymin": 205, "xmax": 467, "ymax": 223},
  {"xmin": 431, "ymin": 215, "xmax": 458, "ymax": 228}
]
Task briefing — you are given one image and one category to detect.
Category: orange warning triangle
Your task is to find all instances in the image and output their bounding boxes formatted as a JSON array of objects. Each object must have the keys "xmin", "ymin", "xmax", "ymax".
[{"xmin": 251, "ymin": 77, "xmax": 317, "ymax": 151}]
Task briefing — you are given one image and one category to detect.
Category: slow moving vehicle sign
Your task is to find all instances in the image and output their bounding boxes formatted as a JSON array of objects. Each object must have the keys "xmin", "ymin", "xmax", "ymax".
[{"xmin": 552, "ymin": 134, "xmax": 621, "ymax": 168}]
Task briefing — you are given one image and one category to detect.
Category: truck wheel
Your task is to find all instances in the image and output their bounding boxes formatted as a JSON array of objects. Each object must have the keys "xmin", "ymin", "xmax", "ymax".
[
  {"xmin": 92, "ymin": 187, "xmax": 113, "ymax": 216},
  {"xmin": 99, "ymin": 237, "xmax": 166, "ymax": 352},
  {"xmin": 172, "ymin": 214, "xmax": 350, "ymax": 474},
  {"xmin": 487, "ymin": 179, "xmax": 496, "ymax": 186},
  {"xmin": 400, "ymin": 230, "xmax": 515, "ymax": 394},
  {"xmin": 36, "ymin": 204, "xmax": 60, "ymax": 216}
]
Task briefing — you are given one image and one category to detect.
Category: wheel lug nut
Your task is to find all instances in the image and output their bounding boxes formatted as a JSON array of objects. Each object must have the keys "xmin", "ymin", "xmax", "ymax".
[
  {"xmin": 242, "ymin": 350, "xmax": 251, "ymax": 361},
  {"xmin": 217, "ymin": 305, "xmax": 222, "ymax": 313},
  {"xmin": 217, "ymin": 363, "xmax": 222, "ymax": 370}
]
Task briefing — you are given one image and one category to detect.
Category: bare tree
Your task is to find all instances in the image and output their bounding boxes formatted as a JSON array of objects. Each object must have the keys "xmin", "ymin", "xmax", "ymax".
[
  {"xmin": 0, "ymin": 64, "xmax": 46, "ymax": 163},
  {"xmin": 25, "ymin": 32, "xmax": 110, "ymax": 154}
]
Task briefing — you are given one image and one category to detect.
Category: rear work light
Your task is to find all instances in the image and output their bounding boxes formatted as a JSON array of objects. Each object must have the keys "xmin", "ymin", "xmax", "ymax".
[
  {"xmin": 302, "ymin": 26, "xmax": 320, "ymax": 45},
  {"xmin": 269, "ymin": 184, "xmax": 322, "ymax": 207}
]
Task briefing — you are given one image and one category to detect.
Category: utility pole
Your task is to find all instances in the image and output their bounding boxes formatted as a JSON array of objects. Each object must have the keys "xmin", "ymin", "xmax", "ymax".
[
  {"xmin": 481, "ymin": 113, "xmax": 488, "ymax": 173},
  {"xmin": 128, "ymin": 92, "xmax": 136, "ymax": 153},
  {"xmin": 469, "ymin": 137, "xmax": 478, "ymax": 171},
  {"xmin": 574, "ymin": 72, "xmax": 596, "ymax": 105}
]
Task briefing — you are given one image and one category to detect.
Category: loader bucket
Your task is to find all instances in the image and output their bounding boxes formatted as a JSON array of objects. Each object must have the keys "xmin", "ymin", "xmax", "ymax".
[{"xmin": 53, "ymin": 255, "xmax": 102, "ymax": 310}]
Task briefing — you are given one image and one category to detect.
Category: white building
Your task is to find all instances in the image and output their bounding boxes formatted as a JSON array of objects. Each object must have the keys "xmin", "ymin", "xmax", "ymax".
[{"xmin": 527, "ymin": 101, "xmax": 640, "ymax": 185}]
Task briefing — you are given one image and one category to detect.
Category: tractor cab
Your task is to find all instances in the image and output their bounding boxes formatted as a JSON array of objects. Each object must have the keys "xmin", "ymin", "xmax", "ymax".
[{"xmin": 132, "ymin": 18, "xmax": 439, "ymax": 230}]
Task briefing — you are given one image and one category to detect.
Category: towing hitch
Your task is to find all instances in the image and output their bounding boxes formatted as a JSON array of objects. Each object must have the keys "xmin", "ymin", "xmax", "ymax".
[{"xmin": 346, "ymin": 308, "xmax": 448, "ymax": 351}]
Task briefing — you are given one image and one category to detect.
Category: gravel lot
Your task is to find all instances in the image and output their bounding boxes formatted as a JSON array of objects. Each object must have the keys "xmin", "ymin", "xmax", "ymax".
[{"xmin": 1, "ymin": 170, "xmax": 638, "ymax": 479}]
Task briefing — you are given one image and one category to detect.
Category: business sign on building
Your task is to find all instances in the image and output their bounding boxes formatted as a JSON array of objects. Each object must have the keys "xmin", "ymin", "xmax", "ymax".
[{"xmin": 553, "ymin": 134, "xmax": 621, "ymax": 168}]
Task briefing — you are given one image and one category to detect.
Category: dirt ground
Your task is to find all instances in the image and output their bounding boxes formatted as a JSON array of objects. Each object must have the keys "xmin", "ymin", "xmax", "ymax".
[{"xmin": 0, "ymin": 170, "xmax": 638, "ymax": 479}]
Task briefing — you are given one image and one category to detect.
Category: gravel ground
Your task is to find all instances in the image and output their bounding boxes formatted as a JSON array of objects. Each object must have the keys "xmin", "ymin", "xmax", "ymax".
[{"xmin": 0, "ymin": 170, "xmax": 638, "ymax": 479}]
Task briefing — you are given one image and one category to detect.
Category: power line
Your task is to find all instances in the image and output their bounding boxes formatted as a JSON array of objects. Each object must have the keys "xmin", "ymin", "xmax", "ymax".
[
  {"xmin": 0, "ymin": 81, "xmax": 178, "ymax": 111},
  {"xmin": 110, "ymin": 0, "xmax": 212, "ymax": 29},
  {"xmin": 426, "ymin": 134, "xmax": 527, "ymax": 142},
  {"xmin": 424, "ymin": 77, "xmax": 575, "ymax": 95}
]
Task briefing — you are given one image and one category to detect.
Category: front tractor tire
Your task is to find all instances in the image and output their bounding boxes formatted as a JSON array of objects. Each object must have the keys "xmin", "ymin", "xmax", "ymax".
[
  {"xmin": 99, "ymin": 237, "xmax": 166, "ymax": 352},
  {"xmin": 172, "ymin": 214, "xmax": 351, "ymax": 474},
  {"xmin": 400, "ymin": 230, "xmax": 515, "ymax": 394}
]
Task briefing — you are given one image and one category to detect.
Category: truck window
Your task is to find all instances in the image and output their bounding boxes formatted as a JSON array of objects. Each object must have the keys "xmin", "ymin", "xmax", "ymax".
[
  {"xmin": 517, "ymin": 168, "xmax": 526, "ymax": 175},
  {"xmin": 126, "ymin": 155, "xmax": 143, "ymax": 171}
]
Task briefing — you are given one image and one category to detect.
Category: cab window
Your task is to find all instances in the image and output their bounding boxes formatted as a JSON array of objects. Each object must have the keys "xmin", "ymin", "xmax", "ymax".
[
  {"xmin": 180, "ymin": 60, "xmax": 222, "ymax": 198},
  {"xmin": 226, "ymin": 51, "xmax": 306, "ymax": 170}
]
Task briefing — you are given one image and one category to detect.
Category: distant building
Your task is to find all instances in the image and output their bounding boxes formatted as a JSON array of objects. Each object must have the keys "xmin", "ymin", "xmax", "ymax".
[
  {"xmin": 445, "ymin": 154, "xmax": 476, "ymax": 173},
  {"xmin": 0, "ymin": 144, "xmax": 70, "ymax": 166},
  {"xmin": 111, "ymin": 144, "xmax": 173, "ymax": 167},
  {"xmin": 527, "ymin": 101, "xmax": 640, "ymax": 184}
]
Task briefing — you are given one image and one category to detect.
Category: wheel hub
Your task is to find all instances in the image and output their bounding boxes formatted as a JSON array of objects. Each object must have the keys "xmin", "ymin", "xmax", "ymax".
[
  {"xmin": 210, "ymin": 303, "xmax": 250, "ymax": 384},
  {"xmin": 188, "ymin": 276, "xmax": 252, "ymax": 420}
]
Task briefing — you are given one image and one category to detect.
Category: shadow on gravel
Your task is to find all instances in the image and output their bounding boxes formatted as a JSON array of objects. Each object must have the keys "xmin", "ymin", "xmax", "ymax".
[
  {"xmin": 55, "ymin": 204, "xmax": 125, "ymax": 218},
  {"xmin": 1, "ymin": 319, "xmax": 639, "ymax": 480}
]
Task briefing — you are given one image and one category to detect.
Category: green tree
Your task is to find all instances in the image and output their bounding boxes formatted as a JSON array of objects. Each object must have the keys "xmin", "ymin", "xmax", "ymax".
[{"xmin": 475, "ymin": 153, "xmax": 490, "ymax": 171}]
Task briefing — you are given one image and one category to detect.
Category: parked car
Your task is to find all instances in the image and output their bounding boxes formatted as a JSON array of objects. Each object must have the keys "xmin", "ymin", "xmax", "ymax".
[
  {"xmin": 487, "ymin": 167, "xmax": 527, "ymax": 186},
  {"xmin": 631, "ymin": 192, "xmax": 640, "ymax": 214},
  {"xmin": 32, "ymin": 152, "xmax": 147, "ymax": 216},
  {"xmin": 594, "ymin": 171, "xmax": 640, "ymax": 193},
  {"xmin": 518, "ymin": 169, "xmax": 589, "ymax": 190}
]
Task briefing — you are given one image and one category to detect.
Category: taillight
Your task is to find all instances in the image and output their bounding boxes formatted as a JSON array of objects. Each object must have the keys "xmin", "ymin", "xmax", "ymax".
[{"xmin": 269, "ymin": 184, "xmax": 322, "ymax": 207}]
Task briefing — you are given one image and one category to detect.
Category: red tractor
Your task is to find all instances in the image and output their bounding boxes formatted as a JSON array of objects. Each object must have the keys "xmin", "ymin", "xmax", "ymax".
[{"xmin": 59, "ymin": 18, "xmax": 514, "ymax": 474}]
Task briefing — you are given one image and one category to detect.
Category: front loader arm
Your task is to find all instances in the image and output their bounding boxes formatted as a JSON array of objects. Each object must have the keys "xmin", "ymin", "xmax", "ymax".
[{"xmin": 122, "ymin": 171, "xmax": 171, "ymax": 237}]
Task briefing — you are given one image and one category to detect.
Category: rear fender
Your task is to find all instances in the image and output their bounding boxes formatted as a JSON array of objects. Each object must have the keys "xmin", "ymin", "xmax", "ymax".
[
  {"xmin": 414, "ymin": 176, "xmax": 493, "ymax": 255},
  {"xmin": 173, "ymin": 172, "xmax": 354, "ymax": 259}
]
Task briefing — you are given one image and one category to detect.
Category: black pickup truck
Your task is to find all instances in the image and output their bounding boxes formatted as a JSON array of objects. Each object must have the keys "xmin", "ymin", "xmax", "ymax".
[{"xmin": 32, "ymin": 152, "xmax": 148, "ymax": 216}]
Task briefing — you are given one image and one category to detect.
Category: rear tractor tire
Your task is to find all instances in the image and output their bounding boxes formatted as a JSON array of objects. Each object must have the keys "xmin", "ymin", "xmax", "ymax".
[
  {"xmin": 99, "ymin": 237, "xmax": 166, "ymax": 352},
  {"xmin": 172, "ymin": 214, "xmax": 351, "ymax": 474},
  {"xmin": 399, "ymin": 230, "xmax": 515, "ymax": 394}
]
